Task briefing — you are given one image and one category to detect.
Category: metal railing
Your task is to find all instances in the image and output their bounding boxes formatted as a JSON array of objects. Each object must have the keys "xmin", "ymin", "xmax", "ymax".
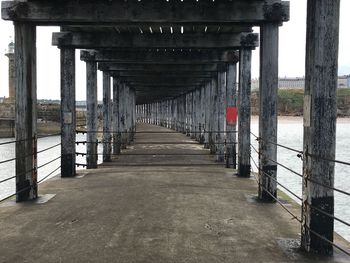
[{"xmin": 250, "ymin": 132, "xmax": 350, "ymax": 257}]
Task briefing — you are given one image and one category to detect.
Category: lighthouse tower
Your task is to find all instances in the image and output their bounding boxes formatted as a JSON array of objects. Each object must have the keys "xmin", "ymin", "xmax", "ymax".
[{"xmin": 5, "ymin": 40, "xmax": 15, "ymax": 102}]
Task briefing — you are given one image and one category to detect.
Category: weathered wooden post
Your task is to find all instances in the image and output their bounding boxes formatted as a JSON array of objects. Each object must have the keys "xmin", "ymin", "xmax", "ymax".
[
  {"xmin": 209, "ymin": 77, "xmax": 218, "ymax": 154},
  {"xmin": 102, "ymin": 72, "xmax": 112, "ymax": 162},
  {"xmin": 60, "ymin": 47, "xmax": 76, "ymax": 177},
  {"xmin": 199, "ymin": 87, "xmax": 205, "ymax": 143},
  {"xmin": 15, "ymin": 23, "xmax": 38, "ymax": 201},
  {"xmin": 112, "ymin": 77, "xmax": 121, "ymax": 155},
  {"xmin": 190, "ymin": 92, "xmax": 195, "ymax": 138},
  {"xmin": 226, "ymin": 62, "xmax": 237, "ymax": 169},
  {"xmin": 236, "ymin": 34, "xmax": 258, "ymax": 173},
  {"xmin": 238, "ymin": 45, "xmax": 253, "ymax": 176},
  {"xmin": 258, "ymin": 23, "xmax": 279, "ymax": 200},
  {"xmin": 301, "ymin": 0, "xmax": 340, "ymax": 255},
  {"xmin": 216, "ymin": 67, "xmax": 226, "ymax": 162},
  {"xmin": 120, "ymin": 83, "xmax": 127, "ymax": 149},
  {"xmin": 182, "ymin": 95, "xmax": 186, "ymax": 134},
  {"xmin": 126, "ymin": 86, "xmax": 132, "ymax": 145},
  {"xmin": 84, "ymin": 54, "xmax": 98, "ymax": 169},
  {"xmin": 204, "ymin": 82, "xmax": 210, "ymax": 149}
]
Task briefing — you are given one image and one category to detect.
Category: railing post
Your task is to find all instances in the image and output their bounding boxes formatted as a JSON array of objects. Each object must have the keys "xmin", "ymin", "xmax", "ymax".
[
  {"xmin": 60, "ymin": 47, "xmax": 76, "ymax": 177},
  {"xmin": 301, "ymin": 0, "xmax": 340, "ymax": 255},
  {"xmin": 15, "ymin": 22, "xmax": 38, "ymax": 201}
]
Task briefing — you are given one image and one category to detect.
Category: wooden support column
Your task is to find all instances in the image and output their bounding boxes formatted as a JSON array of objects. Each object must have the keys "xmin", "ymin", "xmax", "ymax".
[
  {"xmin": 301, "ymin": 0, "xmax": 340, "ymax": 255},
  {"xmin": 15, "ymin": 23, "xmax": 37, "ymax": 201},
  {"xmin": 182, "ymin": 95, "xmax": 186, "ymax": 133},
  {"xmin": 209, "ymin": 77, "xmax": 218, "ymax": 154},
  {"xmin": 204, "ymin": 82, "xmax": 210, "ymax": 148},
  {"xmin": 86, "ymin": 60, "xmax": 98, "ymax": 169},
  {"xmin": 112, "ymin": 77, "xmax": 121, "ymax": 155},
  {"xmin": 198, "ymin": 87, "xmax": 204, "ymax": 144},
  {"xmin": 126, "ymin": 86, "xmax": 131, "ymax": 145},
  {"xmin": 102, "ymin": 72, "xmax": 111, "ymax": 162},
  {"xmin": 60, "ymin": 47, "xmax": 76, "ymax": 177},
  {"xmin": 190, "ymin": 92, "xmax": 195, "ymax": 138},
  {"xmin": 238, "ymin": 48, "xmax": 252, "ymax": 176},
  {"xmin": 201, "ymin": 86, "xmax": 206, "ymax": 144},
  {"xmin": 258, "ymin": 23, "xmax": 279, "ymax": 201},
  {"xmin": 216, "ymin": 68, "xmax": 226, "ymax": 162},
  {"xmin": 132, "ymin": 90, "xmax": 136, "ymax": 137},
  {"xmin": 193, "ymin": 90, "xmax": 199, "ymax": 140},
  {"xmin": 226, "ymin": 63, "xmax": 238, "ymax": 169},
  {"xmin": 120, "ymin": 83, "xmax": 127, "ymax": 149}
]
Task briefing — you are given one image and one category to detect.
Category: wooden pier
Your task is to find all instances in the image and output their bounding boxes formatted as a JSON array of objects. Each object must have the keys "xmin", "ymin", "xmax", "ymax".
[{"xmin": 0, "ymin": 0, "xmax": 346, "ymax": 258}]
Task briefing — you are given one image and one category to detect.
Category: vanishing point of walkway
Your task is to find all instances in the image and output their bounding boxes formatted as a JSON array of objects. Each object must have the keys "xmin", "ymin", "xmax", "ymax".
[{"xmin": 0, "ymin": 124, "xmax": 348, "ymax": 263}]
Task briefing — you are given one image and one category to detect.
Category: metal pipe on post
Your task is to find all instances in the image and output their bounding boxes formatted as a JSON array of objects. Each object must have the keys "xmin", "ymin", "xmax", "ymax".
[
  {"xmin": 86, "ymin": 59, "xmax": 98, "ymax": 169},
  {"xmin": 15, "ymin": 23, "xmax": 38, "ymax": 201},
  {"xmin": 102, "ymin": 72, "xmax": 111, "ymax": 162},
  {"xmin": 60, "ymin": 47, "xmax": 76, "ymax": 177},
  {"xmin": 301, "ymin": 0, "xmax": 340, "ymax": 255},
  {"xmin": 258, "ymin": 23, "xmax": 279, "ymax": 201}
]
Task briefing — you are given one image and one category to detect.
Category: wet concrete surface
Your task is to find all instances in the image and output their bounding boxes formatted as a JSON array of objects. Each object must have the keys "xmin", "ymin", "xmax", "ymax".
[{"xmin": 0, "ymin": 123, "xmax": 349, "ymax": 263}]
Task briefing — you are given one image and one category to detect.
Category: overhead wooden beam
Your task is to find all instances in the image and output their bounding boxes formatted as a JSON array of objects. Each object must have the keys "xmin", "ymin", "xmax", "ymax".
[
  {"xmin": 115, "ymin": 72, "xmax": 214, "ymax": 78},
  {"xmin": 118, "ymin": 76, "xmax": 211, "ymax": 83},
  {"xmin": 81, "ymin": 50, "xmax": 239, "ymax": 64},
  {"xmin": 125, "ymin": 81, "xmax": 204, "ymax": 86},
  {"xmin": 52, "ymin": 32, "xmax": 258, "ymax": 49},
  {"xmin": 2, "ymin": 1, "xmax": 289, "ymax": 25},
  {"xmin": 98, "ymin": 63, "xmax": 220, "ymax": 72}
]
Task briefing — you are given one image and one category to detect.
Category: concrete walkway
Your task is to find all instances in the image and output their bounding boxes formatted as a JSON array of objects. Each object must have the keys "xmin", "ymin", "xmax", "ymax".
[{"xmin": 0, "ymin": 123, "xmax": 348, "ymax": 263}]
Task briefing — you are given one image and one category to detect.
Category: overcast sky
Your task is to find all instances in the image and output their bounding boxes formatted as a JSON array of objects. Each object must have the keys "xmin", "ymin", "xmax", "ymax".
[{"xmin": 0, "ymin": 0, "xmax": 349, "ymax": 100}]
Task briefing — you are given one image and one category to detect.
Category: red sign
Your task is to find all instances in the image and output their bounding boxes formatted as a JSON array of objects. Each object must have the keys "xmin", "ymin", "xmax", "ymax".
[{"xmin": 226, "ymin": 107, "xmax": 237, "ymax": 125}]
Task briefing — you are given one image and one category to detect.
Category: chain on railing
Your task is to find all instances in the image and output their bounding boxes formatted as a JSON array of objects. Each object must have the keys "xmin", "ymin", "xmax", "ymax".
[
  {"xmin": 74, "ymin": 127, "xmax": 237, "ymax": 168},
  {"xmin": 0, "ymin": 165, "xmax": 61, "ymax": 203},
  {"xmin": 250, "ymin": 132, "xmax": 350, "ymax": 257},
  {"xmin": 0, "ymin": 135, "xmax": 62, "ymax": 203}
]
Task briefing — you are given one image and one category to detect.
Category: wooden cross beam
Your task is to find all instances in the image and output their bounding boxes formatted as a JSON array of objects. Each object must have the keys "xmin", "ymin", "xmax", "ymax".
[
  {"xmin": 52, "ymin": 32, "xmax": 258, "ymax": 49},
  {"xmin": 81, "ymin": 50, "xmax": 239, "ymax": 64},
  {"xmin": 2, "ymin": 1, "xmax": 289, "ymax": 25},
  {"xmin": 98, "ymin": 63, "xmax": 221, "ymax": 72},
  {"xmin": 124, "ymin": 80, "xmax": 206, "ymax": 86},
  {"xmin": 114, "ymin": 72, "xmax": 214, "ymax": 78}
]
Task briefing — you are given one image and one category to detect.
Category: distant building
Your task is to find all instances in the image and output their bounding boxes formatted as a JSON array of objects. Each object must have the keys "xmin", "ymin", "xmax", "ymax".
[{"xmin": 251, "ymin": 75, "xmax": 350, "ymax": 90}]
